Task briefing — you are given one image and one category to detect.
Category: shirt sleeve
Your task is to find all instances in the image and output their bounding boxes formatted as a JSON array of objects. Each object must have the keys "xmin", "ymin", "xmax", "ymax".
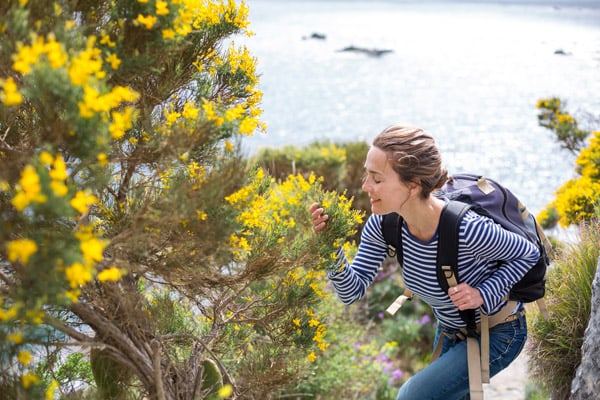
[
  {"xmin": 462, "ymin": 213, "xmax": 541, "ymax": 314},
  {"xmin": 327, "ymin": 214, "xmax": 389, "ymax": 305}
]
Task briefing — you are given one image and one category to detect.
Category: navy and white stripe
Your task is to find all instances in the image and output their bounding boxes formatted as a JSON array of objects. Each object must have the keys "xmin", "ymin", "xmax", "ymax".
[{"xmin": 328, "ymin": 209, "xmax": 540, "ymax": 329}]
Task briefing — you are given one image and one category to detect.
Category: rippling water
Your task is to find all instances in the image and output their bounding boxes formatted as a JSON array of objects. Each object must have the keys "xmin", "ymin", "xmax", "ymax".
[{"xmin": 238, "ymin": 0, "xmax": 600, "ymax": 219}]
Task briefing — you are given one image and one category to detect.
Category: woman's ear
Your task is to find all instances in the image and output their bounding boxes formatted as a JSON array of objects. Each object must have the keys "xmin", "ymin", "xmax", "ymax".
[{"xmin": 408, "ymin": 182, "xmax": 422, "ymax": 197}]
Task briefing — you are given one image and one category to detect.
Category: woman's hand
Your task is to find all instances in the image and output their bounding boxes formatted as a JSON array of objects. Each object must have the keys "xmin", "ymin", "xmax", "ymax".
[
  {"xmin": 448, "ymin": 283, "xmax": 484, "ymax": 311},
  {"xmin": 310, "ymin": 202, "xmax": 329, "ymax": 233}
]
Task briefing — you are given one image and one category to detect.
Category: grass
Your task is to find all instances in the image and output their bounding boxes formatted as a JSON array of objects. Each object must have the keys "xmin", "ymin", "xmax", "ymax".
[{"xmin": 527, "ymin": 220, "xmax": 599, "ymax": 399}]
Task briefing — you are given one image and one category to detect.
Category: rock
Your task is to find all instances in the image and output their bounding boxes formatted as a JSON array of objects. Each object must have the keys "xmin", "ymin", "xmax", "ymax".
[
  {"xmin": 554, "ymin": 49, "xmax": 572, "ymax": 56},
  {"xmin": 338, "ymin": 45, "xmax": 393, "ymax": 57},
  {"xmin": 569, "ymin": 256, "xmax": 600, "ymax": 399},
  {"xmin": 302, "ymin": 32, "xmax": 326, "ymax": 40}
]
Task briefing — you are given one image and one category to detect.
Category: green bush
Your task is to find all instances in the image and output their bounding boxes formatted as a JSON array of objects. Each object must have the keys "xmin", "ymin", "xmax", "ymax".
[{"xmin": 527, "ymin": 220, "xmax": 599, "ymax": 399}]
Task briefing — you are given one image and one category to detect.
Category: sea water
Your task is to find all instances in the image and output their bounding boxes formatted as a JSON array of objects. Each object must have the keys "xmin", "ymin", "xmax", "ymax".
[{"xmin": 237, "ymin": 0, "xmax": 600, "ymax": 219}]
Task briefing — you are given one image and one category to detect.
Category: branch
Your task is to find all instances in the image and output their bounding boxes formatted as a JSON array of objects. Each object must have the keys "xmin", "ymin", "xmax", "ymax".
[
  {"xmin": 151, "ymin": 339, "xmax": 166, "ymax": 400},
  {"xmin": 44, "ymin": 314, "xmax": 93, "ymax": 343},
  {"xmin": 0, "ymin": 269, "xmax": 12, "ymax": 286},
  {"xmin": 70, "ymin": 301, "xmax": 155, "ymax": 385}
]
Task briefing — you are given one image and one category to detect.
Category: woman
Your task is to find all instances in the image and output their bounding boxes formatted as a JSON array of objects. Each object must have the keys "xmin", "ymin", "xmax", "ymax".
[{"xmin": 310, "ymin": 125, "xmax": 539, "ymax": 400}]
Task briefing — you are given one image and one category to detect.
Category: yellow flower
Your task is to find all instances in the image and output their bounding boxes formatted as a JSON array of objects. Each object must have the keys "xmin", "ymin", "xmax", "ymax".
[
  {"xmin": 136, "ymin": 14, "xmax": 158, "ymax": 29},
  {"xmin": 39, "ymin": 151, "xmax": 53, "ymax": 165},
  {"xmin": 182, "ymin": 101, "xmax": 199, "ymax": 120},
  {"xmin": 218, "ymin": 384, "xmax": 233, "ymax": 398},
  {"xmin": 12, "ymin": 36, "xmax": 44, "ymax": 74},
  {"xmin": 80, "ymin": 237, "xmax": 107, "ymax": 264},
  {"xmin": 7, "ymin": 238, "xmax": 38, "ymax": 264},
  {"xmin": 238, "ymin": 116, "xmax": 259, "ymax": 135},
  {"xmin": 1, "ymin": 77, "xmax": 23, "ymax": 106},
  {"xmin": 49, "ymin": 154, "xmax": 68, "ymax": 181},
  {"xmin": 156, "ymin": 1, "xmax": 169, "ymax": 15},
  {"xmin": 18, "ymin": 350, "xmax": 33, "ymax": 366},
  {"xmin": 50, "ymin": 181, "xmax": 68, "ymax": 197},
  {"xmin": 65, "ymin": 262, "xmax": 93, "ymax": 288},
  {"xmin": 21, "ymin": 372, "xmax": 39, "ymax": 389},
  {"xmin": 97, "ymin": 153, "xmax": 108, "ymax": 166},
  {"xmin": 70, "ymin": 190, "xmax": 98, "ymax": 214},
  {"xmin": 44, "ymin": 34, "xmax": 68, "ymax": 69},
  {"xmin": 26, "ymin": 309, "xmax": 44, "ymax": 324},
  {"xmin": 105, "ymin": 53, "xmax": 121, "ymax": 70},
  {"xmin": 45, "ymin": 380, "xmax": 59, "ymax": 400},
  {"xmin": 307, "ymin": 351, "xmax": 317, "ymax": 362},
  {"xmin": 99, "ymin": 33, "xmax": 116, "ymax": 48},
  {"xmin": 68, "ymin": 37, "xmax": 104, "ymax": 86},
  {"xmin": 109, "ymin": 107, "xmax": 135, "ymax": 139},
  {"xmin": 65, "ymin": 289, "xmax": 80, "ymax": 303},
  {"xmin": 97, "ymin": 266, "xmax": 124, "ymax": 282},
  {"xmin": 7, "ymin": 332, "xmax": 23, "ymax": 344},
  {"xmin": 162, "ymin": 29, "xmax": 176, "ymax": 39},
  {"xmin": 0, "ymin": 306, "xmax": 18, "ymax": 321}
]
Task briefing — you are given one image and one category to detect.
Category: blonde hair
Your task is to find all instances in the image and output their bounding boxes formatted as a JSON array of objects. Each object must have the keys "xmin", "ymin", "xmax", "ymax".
[{"xmin": 372, "ymin": 125, "xmax": 448, "ymax": 199}]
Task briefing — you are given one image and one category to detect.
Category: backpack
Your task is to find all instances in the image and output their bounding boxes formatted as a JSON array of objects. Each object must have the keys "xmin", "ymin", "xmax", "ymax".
[{"xmin": 382, "ymin": 173, "xmax": 551, "ymax": 311}]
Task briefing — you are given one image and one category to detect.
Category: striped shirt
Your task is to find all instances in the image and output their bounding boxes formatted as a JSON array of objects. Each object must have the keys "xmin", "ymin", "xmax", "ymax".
[{"xmin": 328, "ymin": 209, "xmax": 540, "ymax": 329}]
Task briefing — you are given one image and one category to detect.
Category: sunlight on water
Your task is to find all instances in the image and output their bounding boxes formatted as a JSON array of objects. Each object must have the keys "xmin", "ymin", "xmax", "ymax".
[{"xmin": 238, "ymin": 0, "xmax": 600, "ymax": 220}]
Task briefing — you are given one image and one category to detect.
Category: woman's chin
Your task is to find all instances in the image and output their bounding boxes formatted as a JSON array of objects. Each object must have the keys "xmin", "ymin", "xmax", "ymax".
[{"xmin": 370, "ymin": 204, "xmax": 385, "ymax": 215}]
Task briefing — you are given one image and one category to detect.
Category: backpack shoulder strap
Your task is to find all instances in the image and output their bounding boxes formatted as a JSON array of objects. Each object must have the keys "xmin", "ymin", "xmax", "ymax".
[
  {"xmin": 437, "ymin": 200, "xmax": 472, "ymax": 291},
  {"xmin": 381, "ymin": 212, "xmax": 403, "ymax": 263},
  {"xmin": 437, "ymin": 200, "xmax": 478, "ymax": 336}
]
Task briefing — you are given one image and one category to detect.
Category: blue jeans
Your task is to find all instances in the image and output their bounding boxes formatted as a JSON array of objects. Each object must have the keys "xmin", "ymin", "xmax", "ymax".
[{"xmin": 396, "ymin": 311, "xmax": 527, "ymax": 400}]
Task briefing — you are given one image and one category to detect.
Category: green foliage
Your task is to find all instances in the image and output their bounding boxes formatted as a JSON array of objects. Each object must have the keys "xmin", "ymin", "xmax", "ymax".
[
  {"xmin": 254, "ymin": 141, "xmax": 347, "ymax": 188},
  {"xmin": 536, "ymin": 97, "xmax": 589, "ymax": 154},
  {"xmin": 527, "ymin": 219, "xmax": 599, "ymax": 399},
  {"xmin": 524, "ymin": 382, "xmax": 550, "ymax": 400},
  {"xmin": 201, "ymin": 359, "xmax": 223, "ymax": 395},
  {"xmin": 280, "ymin": 291, "xmax": 404, "ymax": 400},
  {"xmin": 90, "ymin": 349, "xmax": 132, "ymax": 400}
]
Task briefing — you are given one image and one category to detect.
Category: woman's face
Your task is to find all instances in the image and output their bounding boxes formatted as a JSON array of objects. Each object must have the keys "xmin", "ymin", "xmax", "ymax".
[{"xmin": 361, "ymin": 146, "xmax": 415, "ymax": 215}]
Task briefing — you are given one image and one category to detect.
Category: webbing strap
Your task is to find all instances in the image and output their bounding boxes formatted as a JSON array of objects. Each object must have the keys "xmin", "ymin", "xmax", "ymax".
[
  {"xmin": 536, "ymin": 298, "xmax": 550, "ymax": 320},
  {"xmin": 480, "ymin": 314, "xmax": 490, "ymax": 383},
  {"xmin": 467, "ymin": 337, "xmax": 484, "ymax": 400}
]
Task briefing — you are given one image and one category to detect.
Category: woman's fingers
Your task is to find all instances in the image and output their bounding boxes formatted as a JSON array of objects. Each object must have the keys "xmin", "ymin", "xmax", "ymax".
[
  {"xmin": 310, "ymin": 202, "xmax": 328, "ymax": 232},
  {"xmin": 448, "ymin": 284, "xmax": 484, "ymax": 310}
]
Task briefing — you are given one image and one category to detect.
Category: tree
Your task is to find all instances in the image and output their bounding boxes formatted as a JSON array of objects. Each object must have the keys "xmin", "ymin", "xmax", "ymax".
[{"xmin": 0, "ymin": 1, "xmax": 362, "ymax": 399}]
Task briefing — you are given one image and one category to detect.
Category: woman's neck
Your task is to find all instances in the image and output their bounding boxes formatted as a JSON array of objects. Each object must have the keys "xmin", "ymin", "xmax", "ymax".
[{"xmin": 401, "ymin": 196, "xmax": 445, "ymax": 242}]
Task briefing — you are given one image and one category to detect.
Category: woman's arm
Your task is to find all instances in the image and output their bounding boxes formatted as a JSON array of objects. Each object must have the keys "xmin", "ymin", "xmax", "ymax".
[
  {"xmin": 325, "ymin": 214, "xmax": 389, "ymax": 305},
  {"xmin": 462, "ymin": 213, "xmax": 541, "ymax": 314}
]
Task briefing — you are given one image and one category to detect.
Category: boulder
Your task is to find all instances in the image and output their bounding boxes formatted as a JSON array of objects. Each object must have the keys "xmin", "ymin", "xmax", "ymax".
[{"xmin": 570, "ymin": 256, "xmax": 600, "ymax": 399}]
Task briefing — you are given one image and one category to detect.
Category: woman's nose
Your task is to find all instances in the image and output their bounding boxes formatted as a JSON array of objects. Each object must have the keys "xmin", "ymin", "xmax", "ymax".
[{"xmin": 361, "ymin": 179, "xmax": 370, "ymax": 192}]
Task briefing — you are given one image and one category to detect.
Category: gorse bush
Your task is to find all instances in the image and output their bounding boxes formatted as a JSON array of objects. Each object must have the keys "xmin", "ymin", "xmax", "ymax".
[
  {"xmin": 536, "ymin": 98, "xmax": 600, "ymax": 228},
  {"xmin": 527, "ymin": 219, "xmax": 599, "ymax": 400},
  {"xmin": 0, "ymin": 1, "xmax": 370, "ymax": 399}
]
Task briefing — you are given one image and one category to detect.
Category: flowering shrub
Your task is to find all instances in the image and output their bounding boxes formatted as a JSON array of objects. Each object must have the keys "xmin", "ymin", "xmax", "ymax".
[{"xmin": 536, "ymin": 98, "xmax": 600, "ymax": 227}]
